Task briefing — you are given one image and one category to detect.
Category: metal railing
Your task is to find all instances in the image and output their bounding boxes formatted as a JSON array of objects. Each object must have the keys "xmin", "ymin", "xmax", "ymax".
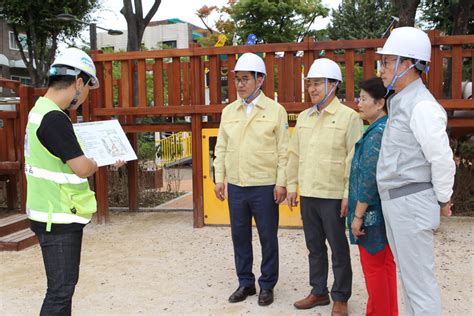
[{"xmin": 155, "ymin": 132, "xmax": 192, "ymax": 168}]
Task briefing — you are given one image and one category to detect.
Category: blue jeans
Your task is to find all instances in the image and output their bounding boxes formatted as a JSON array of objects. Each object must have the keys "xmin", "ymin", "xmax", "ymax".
[
  {"xmin": 36, "ymin": 230, "xmax": 83, "ymax": 316},
  {"xmin": 227, "ymin": 184, "xmax": 279, "ymax": 290}
]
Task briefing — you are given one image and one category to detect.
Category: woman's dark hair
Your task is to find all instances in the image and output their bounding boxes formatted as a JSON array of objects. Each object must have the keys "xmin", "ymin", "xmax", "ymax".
[{"xmin": 359, "ymin": 77, "xmax": 389, "ymax": 112}]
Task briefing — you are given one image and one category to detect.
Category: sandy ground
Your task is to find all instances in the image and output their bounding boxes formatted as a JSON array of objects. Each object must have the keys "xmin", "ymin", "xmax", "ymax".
[{"xmin": 1, "ymin": 212, "xmax": 473, "ymax": 316}]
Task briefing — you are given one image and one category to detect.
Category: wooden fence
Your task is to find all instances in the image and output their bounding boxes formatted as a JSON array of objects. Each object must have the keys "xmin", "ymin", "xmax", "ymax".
[{"xmin": 1, "ymin": 30, "xmax": 473, "ymax": 227}]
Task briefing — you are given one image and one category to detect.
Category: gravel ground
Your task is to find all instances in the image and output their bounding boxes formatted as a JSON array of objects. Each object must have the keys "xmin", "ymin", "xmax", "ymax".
[{"xmin": 1, "ymin": 212, "xmax": 472, "ymax": 315}]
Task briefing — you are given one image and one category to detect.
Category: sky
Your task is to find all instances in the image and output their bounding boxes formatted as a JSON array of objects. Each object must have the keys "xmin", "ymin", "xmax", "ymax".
[{"xmin": 87, "ymin": 0, "xmax": 342, "ymax": 36}]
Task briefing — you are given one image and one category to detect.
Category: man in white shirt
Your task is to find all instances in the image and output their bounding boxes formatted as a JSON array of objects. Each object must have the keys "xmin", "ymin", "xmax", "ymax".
[{"xmin": 376, "ymin": 27, "xmax": 456, "ymax": 316}]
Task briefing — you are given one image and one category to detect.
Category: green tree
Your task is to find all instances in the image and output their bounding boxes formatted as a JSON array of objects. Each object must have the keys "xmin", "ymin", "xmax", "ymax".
[
  {"xmin": 420, "ymin": 0, "xmax": 474, "ymax": 35},
  {"xmin": 197, "ymin": 0, "xmax": 328, "ymax": 46},
  {"xmin": 419, "ymin": 0, "xmax": 474, "ymax": 97},
  {"xmin": 196, "ymin": 4, "xmax": 236, "ymax": 47},
  {"xmin": 328, "ymin": 0, "xmax": 395, "ymax": 40},
  {"xmin": 231, "ymin": 0, "xmax": 329, "ymax": 43},
  {"xmin": 0, "ymin": 0, "xmax": 100, "ymax": 87}
]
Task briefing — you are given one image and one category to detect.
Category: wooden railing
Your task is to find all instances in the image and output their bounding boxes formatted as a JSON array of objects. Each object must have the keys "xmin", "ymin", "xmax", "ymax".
[
  {"xmin": 90, "ymin": 31, "xmax": 474, "ymax": 122},
  {"xmin": 1, "ymin": 30, "xmax": 473, "ymax": 227}
]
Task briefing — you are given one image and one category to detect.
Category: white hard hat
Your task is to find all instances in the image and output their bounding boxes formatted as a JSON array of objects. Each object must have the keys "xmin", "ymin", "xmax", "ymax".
[
  {"xmin": 462, "ymin": 81, "xmax": 472, "ymax": 99},
  {"xmin": 234, "ymin": 53, "xmax": 266, "ymax": 75},
  {"xmin": 306, "ymin": 58, "xmax": 343, "ymax": 82},
  {"xmin": 377, "ymin": 27, "xmax": 431, "ymax": 62},
  {"xmin": 50, "ymin": 47, "xmax": 99, "ymax": 89}
]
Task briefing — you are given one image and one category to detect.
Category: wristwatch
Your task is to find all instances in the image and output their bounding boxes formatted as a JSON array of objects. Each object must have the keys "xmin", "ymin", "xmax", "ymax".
[
  {"xmin": 438, "ymin": 201, "xmax": 449, "ymax": 208},
  {"xmin": 354, "ymin": 214, "xmax": 364, "ymax": 220}
]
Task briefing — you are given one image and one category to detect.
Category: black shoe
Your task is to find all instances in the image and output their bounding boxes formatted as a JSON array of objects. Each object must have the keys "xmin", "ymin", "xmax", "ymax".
[
  {"xmin": 258, "ymin": 289, "xmax": 274, "ymax": 306},
  {"xmin": 228, "ymin": 286, "xmax": 257, "ymax": 303}
]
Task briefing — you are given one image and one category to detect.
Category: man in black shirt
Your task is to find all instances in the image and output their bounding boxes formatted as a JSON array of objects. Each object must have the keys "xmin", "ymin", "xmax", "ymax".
[{"xmin": 25, "ymin": 47, "xmax": 123, "ymax": 315}]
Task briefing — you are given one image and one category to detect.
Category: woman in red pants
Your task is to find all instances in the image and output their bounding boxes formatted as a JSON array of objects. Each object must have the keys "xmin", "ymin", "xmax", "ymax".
[{"xmin": 348, "ymin": 77, "xmax": 398, "ymax": 316}]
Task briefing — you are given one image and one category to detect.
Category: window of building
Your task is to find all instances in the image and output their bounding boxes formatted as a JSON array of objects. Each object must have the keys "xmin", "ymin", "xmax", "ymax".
[
  {"xmin": 9, "ymin": 31, "xmax": 27, "ymax": 50},
  {"xmin": 11, "ymin": 75, "xmax": 32, "ymax": 85},
  {"xmin": 161, "ymin": 40, "xmax": 177, "ymax": 49}
]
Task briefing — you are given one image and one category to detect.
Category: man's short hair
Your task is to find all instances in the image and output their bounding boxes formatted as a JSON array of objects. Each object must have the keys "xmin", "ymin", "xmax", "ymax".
[
  {"xmin": 47, "ymin": 66, "xmax": 92, "ymax": 89},
  {"xmin": 328, "ymin": 79, "xmax": 340, "ymax": 93},
  {"xmin": 401, "ymin": 57, "xmax": 428, "ymax": 75}
]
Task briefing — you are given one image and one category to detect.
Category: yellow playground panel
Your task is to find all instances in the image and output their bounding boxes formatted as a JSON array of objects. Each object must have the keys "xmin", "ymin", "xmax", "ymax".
[{"xmin": 202, "ymin": 128, "xmax": 302, "ymax": 227}]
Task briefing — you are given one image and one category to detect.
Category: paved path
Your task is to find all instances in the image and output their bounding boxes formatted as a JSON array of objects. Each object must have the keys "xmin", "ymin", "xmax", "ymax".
[{"xmin": 158, "ymin": 167, "xmax": 193, "ymax": 210}]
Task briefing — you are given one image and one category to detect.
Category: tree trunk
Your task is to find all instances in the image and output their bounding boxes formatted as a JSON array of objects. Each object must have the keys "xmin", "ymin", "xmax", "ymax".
[
  {"xmin": 451, "ymin": 0, "xmax": 473, "ymax": 35},
  {"xmin": 120, "ymin": 0, "xmax": 162, "ymax": 52},
  {"xmin": 391, "ymin": 0, "xmax": 420, "ymax": 27}
]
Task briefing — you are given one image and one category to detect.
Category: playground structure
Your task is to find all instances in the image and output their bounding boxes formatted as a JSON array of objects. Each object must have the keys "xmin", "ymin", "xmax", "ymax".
[
  {"xmin": 0, "ymin": 30, "xmax": 473, "ymax": 230},
  {"xmin": 155, "ymin": 132, "xmax": 192, "ymax": 168}
]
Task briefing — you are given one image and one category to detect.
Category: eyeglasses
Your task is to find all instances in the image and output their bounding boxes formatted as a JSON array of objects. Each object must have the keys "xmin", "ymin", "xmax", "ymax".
[
  {"xmin": 234, "ymin": 77, "xmax": 252, "ymax": 85},
  {"xmin": 380, "ymin": 57, "xmax": 399, "ymax": 68}
]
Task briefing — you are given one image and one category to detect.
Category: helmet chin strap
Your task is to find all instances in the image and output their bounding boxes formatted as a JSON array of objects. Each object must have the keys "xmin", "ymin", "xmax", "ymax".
[
  {"xmin": 385, "ymin": 56, "xmax": 427, "ymax": 96},
  {"xmin": 309, "ymin": 78, "xmax": 338, "ymax": 115},
  {"xmin": 242, "ymin": 72, "xmax": 265, "ymax": 105}
]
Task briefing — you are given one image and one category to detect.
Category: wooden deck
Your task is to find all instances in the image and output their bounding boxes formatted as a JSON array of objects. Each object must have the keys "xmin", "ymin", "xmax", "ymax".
[{"xmin": 0, "ymin": 214, "xmax": 37, "ymax": 251}]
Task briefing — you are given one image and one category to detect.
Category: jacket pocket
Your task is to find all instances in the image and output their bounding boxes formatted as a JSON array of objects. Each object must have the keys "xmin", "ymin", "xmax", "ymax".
[
  {"xmin": 254, "ymin": 150, "xmax": 278, "ymax": 178},
  {"xmin": 319, "ymin": 159, "xmax": 345, "ymax": 191},
  {"xmin": 61, "ymin": 186, "xmax": 97, "ymax": 215}
]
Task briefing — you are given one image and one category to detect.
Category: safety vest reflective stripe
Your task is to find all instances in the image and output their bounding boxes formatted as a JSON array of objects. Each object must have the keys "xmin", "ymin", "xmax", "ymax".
[
  {"xmin": 25, "ymin": 164, "xmax": 88, "ymax": 184},
  {"xmin": 28, "ymin": 112, "xmax": 43, "ymax": 125},
  {"xmin": 27, "ymin": 208, "xmax": 91, "ymax": 224}
]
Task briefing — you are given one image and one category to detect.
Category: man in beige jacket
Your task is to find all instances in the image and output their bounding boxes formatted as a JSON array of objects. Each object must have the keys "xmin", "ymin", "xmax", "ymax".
[
  {"xmin": 213, "ymin": 53, "xmax": 289, "ymax": 306},
  {"xmin": 287, "ymin": 58, "xmax": 363, "ymax": 316}
]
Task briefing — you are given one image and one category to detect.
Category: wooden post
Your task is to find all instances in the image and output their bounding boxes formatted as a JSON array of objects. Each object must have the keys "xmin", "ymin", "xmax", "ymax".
[
  {"xmin": 18, "ymin": 85, "xmax": 31, "ymax": 213},
  {"xmin": 363, "ymin": 49, "xmax": 375, "ymax": 80},
  {"xmin": 190, "ymin": 44, "xmax": 205, "ymax": 105},
  {"xmin": 209, "ymin": 55, "xmax": 220, "ymax": 105},
  {"xmin": 451, "ymin": 45, "xmax": 463, "ymax": 99},
  {"xmin": 294, "ymin": 56, "xmax": 302, "ymax": 102},
  {"xmin": 263, "ymin": 53, "xmax": 275, "ymax": 99},
  {"xmin": 304, "ymin": 37, "xmax": 315, "ymax": 104},
  {"xmin": 345, "ymin": 49, "xmax": 355, "ymax": 103},
  {"xmin": 284, "ymin": 52, "xmax": 295, "ymax": 102},
  {"xmin": 153, "ymin": 58, "xmax": 165, "ymax": 107},
  {"xmin": 227, "ymin": 54, "xmax": 237, "ymax": 101},
  {"xmin": 190, "ymin": 46, "xmax": 205, "ymax": 227},
  {"xmin": 128, "ymin": 133, "xmax": 139, "ymax": 212},
  {"xmin": 137, "ymin": 59, "xmax": 147, "ymax": 107},
  {"xmin": 191, "ymin": 114, "xmax": 204, "ymax": 228}
]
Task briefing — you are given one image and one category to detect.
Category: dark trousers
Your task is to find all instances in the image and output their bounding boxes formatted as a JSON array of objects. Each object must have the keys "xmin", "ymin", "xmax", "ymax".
[
  {"xmin": 36, "ymin": 230, "xmax": 83, "ymax": 316},
  {"xmin": 228, "ymin": 184, "xmax": 279, "ymax": 290},
  {"xmin": 300, "ymin": 196, "xmax": 352, "ymax": 301}
]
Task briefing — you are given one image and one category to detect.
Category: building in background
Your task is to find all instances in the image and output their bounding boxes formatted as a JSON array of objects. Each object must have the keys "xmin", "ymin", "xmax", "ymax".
[
  {"xmin": 97, "ymin": 18, "xmax": 207, "ymax": 51},
  {"xmin": 0, "ymin": 20, "xmax": 31, "ymax": 96}
]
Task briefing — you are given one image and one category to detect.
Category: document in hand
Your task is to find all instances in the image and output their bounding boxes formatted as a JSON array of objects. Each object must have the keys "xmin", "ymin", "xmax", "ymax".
[{"xmin": 73, "ymin": 119, "xmax": 138, "ymax": 167}]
